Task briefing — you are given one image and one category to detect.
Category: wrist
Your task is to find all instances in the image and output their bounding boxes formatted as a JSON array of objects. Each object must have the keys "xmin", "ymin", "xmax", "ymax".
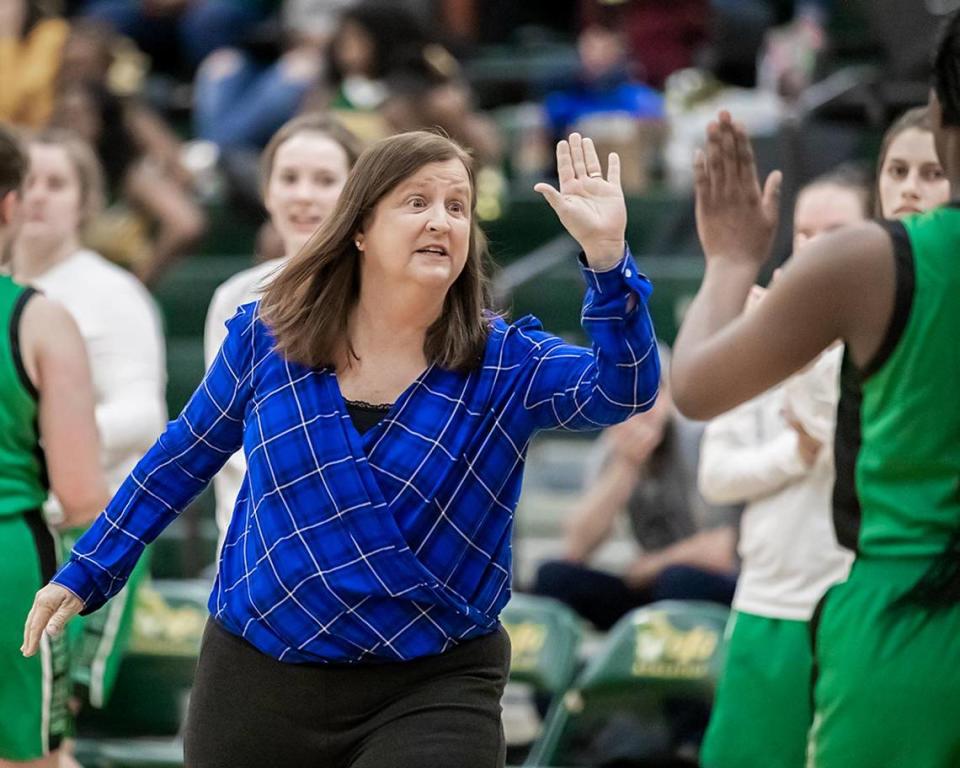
[{"xmin": 583, "ymin": 239, "xmax": 626, "ymax": 270}]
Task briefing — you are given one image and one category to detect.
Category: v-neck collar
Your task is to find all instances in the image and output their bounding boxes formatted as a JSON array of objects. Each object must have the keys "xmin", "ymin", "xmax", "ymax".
[{"xmin": 328, "ymin": 364, "xmax": 437, "ymax": 452}]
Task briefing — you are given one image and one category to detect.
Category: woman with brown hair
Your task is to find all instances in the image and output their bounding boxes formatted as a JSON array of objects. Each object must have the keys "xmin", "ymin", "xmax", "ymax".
[
  {"xmin": 874, "ymin": 105, "xmax": 951, "ymax": 219},
  {"xmin": 23, "ymin": 129, "xmax": 660, "ymax": 767}
]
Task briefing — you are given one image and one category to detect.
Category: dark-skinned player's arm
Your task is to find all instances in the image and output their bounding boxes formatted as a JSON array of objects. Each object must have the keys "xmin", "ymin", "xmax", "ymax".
[{"xmin": 670, "ymin": 111, "xmax": 896, "ymax": 421}]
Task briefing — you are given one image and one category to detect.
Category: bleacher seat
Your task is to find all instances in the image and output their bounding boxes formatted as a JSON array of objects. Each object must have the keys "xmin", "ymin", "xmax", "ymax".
[{"xmin": 524, "ymin": 601, "xmax": 729, "ymax": 767}]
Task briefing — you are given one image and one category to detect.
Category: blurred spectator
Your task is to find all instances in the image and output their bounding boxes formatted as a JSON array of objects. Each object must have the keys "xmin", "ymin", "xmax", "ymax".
[
  {"xmin": 544, "ymin": 24, "xmax": 664, "ymax": 138},
  {"xmin": 51, "ymin": 79, "xmax": 207, "ymax": 285},
  {"xmin": 192, "ymin": 0, "xmax": 355, "ymax": 152},
  {"xmin": 79, "ymin": 0, "xmax": 271, "ymax": 75},
  {"xmin": 707, "ymin": 0, "xmax": 832, "ymax": 91},
  {"xmin": 380, "ymin": 43, "xmax": 503, "ymax": 167},
  {"xmin": 580, "ymin": 0, "xmax": 709, "ymax": 90},
  {"xmin": 0, "ymin": 0, "xmax": 69, "ymax": 127},
  {"xmin": 532, "ymin": 355, "xmax": 739, "ymax": 631},
  {"xmin": 310, "ymin": 0, "xmax": 432, "ymax": 140},
  {"xmin": 542, "ymin": 20, "xmax": 665, "ymax": 192},
  {"xmin": 755, "ymin": 1, "xmax": 830, "ymax": 98}
]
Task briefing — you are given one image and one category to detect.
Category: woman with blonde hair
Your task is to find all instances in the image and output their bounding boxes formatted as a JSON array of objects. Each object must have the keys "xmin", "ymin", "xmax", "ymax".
[
  {"xmin": 24, "ymin": 129, "xmax": 659, "ymax": 767},
  {"xmin": 12, "ymin": 129, "xmax": 166, "ymax": 712}
]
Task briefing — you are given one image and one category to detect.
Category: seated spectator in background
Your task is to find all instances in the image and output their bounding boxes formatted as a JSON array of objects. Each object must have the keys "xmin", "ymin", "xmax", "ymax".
[
  {"xmin": 380, "ymin": 44, "xmax": 503, "ymax": 168},
  {"xmin": 580, "ymin": 0, "xmax": 709, "ymax": 90},
  {"xmin": 698, "ymin": 164, "xmax": 871, "ymax": 768},
  {"xmin": 544, "ymin": 22, "xmax": 664, "ymax": 141},
  {"xmin": 0, "ymin": 0, "xmax": 69, "ymax": 127},
  {"xmin": 532, "ymin": 354, "xmax": 739, "ymax": 631},
  {"xmin": 79, "ymin": 0, "xmax": 270, "ymax": 75},
  {"xmin": 51, "ymin": 80, "xmax": 207, "ymax": 286},
  {"xmin": 308, "ymin": 0, "xmax": 431, "ymax": 141},
  {"xmin": 192, "ymin": 0, "xmax": 355, "ymax": 153}
]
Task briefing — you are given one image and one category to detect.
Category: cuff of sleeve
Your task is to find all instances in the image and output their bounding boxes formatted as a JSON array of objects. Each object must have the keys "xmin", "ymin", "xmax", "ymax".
[
  {"xmin": 51, "ymin": 559, "xmax": 101, "ymax": 616},
  {"xmin": 578, "ymin": 245, "xmax": 652, "ymax": 301},
  {"xmin": 771, "ymin": 431, "xmax": 810, "ymax": 478}
]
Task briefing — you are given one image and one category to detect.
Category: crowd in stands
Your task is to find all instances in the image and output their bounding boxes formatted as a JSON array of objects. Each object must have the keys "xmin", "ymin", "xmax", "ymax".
[
  {"xmin": 0, "ymin": 0, "xmax": 874, "ymax": 280},
  {"xmin": 1, "ymin": 0, "xmax": 954, "ymax": 766}
]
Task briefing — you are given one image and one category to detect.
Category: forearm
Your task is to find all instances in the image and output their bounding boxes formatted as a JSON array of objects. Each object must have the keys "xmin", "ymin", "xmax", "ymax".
[
  {"xmin": 53, "ymin": 431, "xmax": 212, "ymax": 612},
  {"xmin": 699, "ymin": 430, "xmax": 807, "ymax": 504},
  {"xmin": 563, "ymin": 459, "xmax": 636, "ymax": 561},
  {"xmin": 524, "ymin": 249, "xmax": 660, "ymax": 430},
  {"xmin": 639, "ymin": 527, "xmax": 738, "ymax": 574}
]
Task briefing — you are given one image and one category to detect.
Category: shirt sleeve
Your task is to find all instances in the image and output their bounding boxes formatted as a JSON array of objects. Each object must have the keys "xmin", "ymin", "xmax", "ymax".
[
  {"xmin": 782, "ymin": 344, "xmax": 842, "ymax": 446},
  {"xmin": 94, "ymin": 289, "xmax": 168, "ymax": 474},
  {"xmin": 53, "ymin": 305, "xmax": 258, "ymax": 612},
  {"xmin": 515, "ymin": 246, "xmax": 660, "ymax": 431},
  {"xmin": 698, "ymin": 398, "xmax": 809, "ymax": 506},
  {"xmin": 205, "ymin": 280, "xmax": 249, "ymax": 536}
]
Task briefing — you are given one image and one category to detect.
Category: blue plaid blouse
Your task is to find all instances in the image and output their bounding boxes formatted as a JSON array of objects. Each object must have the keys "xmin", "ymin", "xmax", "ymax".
[{"xmin": 53, "ymin": 248, "xmax": 659, "ymax": 663}]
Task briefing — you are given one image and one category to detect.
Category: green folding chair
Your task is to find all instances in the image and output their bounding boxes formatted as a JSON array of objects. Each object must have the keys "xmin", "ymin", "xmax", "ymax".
[
  {"xmin": 73, "ymin": 579, "xmax": 209, "ymax": 767},
  {"xmin": 500, "ymin": 593, "xmax": 585, "ymax": 765},
  {"xmin": 524, "ymin": 600, "xmax": 729, "ymax": 767},
  {"xmin": 502, "ymin": 592, "xmax": 584, "ymax": 696}
]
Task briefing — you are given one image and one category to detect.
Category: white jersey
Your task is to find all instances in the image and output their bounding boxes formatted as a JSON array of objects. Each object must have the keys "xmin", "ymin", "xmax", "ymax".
[
  {"xmin": 698, "ymin": 346, "xmax": 852, "ymax": 620},
  {"xmin": 204, "ymin": 259, "xmax": 283, "ymax": 537},
  {"xmin": 33, "ymin": 249, "xmax": 167, "ymax": 495}
]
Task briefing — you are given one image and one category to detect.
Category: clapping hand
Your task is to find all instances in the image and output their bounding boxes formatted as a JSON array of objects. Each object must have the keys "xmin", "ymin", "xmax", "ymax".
[
  {"xmin": 22, "ymin": 583, "xmax": 84, "ymax": 657},
  {"xmin": 694, "ymin": 112, "xmax": 782, "ymax": 270},
  {"xmin": 535, "ymin": 133, "xmax": 626, "ymax": 270}
]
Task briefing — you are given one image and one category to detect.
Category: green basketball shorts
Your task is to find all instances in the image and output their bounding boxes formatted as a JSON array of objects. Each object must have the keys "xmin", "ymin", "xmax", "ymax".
[
  {"xmin": 809, "ymin": 558, "xmax": 960, "ymax": 767},
  {"xmin": 62, "ymin": 527, "xmax": 151, "ymax": 709},
  {"xmin": 701, "ymin": 609, "xmax": 814, "ymax": 768},
  {"xmin": 0, "ymin": 511, "xmax": 70, "ymax": 760}
]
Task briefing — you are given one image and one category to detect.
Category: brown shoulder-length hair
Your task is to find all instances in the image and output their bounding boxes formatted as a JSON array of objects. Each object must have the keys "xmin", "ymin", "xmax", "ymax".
[
  {"xmin": 874, "ymin": 106, "xmax": 934, "ymax": 217},
  {"xmin": 259, "ymin": 130, "xmax": 492, "ymax": 372}
]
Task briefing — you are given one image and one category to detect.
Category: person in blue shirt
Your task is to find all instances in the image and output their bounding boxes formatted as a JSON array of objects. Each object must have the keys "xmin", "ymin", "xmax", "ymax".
[{"xmin": 22, "ymin": 129, "xmax": 660, "ymax": 767}]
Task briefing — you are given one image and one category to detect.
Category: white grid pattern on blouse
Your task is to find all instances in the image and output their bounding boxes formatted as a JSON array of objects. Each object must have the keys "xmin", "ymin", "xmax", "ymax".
[{"xmin": 54, "ymin": 248, "xmax": 660, "ymax": 663}]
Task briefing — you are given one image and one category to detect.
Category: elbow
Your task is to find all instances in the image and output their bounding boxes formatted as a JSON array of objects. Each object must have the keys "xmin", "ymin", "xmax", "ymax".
[
  {"xmin": 670, "ymin": 364, "xmax": 720, "ymax": 422},
  {"xmin": 697, "ymin": 467, "xmax": 740, "ymax": 507},
  {"xmin": 58, "ymin": 483, "xmax": 111, "ymax": 527}
]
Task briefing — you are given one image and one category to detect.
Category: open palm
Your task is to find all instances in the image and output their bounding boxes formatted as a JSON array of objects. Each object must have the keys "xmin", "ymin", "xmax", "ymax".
[{"xmin": 535, "ymin": 133, "xmax": 627, "ymax": 269}]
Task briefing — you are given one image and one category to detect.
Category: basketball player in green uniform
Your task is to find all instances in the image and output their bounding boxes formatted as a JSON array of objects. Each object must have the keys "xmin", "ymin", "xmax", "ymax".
[
  {"xmin": 671, "ymin": 13, "xmax": 960, "ymax": 767},
  {"xmin": 0, "ymin": 123, "xmax": 107, "ymax": 767}
]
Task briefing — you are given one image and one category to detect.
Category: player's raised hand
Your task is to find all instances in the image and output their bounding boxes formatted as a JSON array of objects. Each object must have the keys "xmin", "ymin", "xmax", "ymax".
[
  {"xmin": 22, "ymin": 583, "xmax": 83, "ymax": 657},
  {"xmin": 694, "ymin": 111, "xmax": 782, "ymax": 270},
  {"xmin": 535, "ymin": 133, "xmax": 626, "ymax": 270}
]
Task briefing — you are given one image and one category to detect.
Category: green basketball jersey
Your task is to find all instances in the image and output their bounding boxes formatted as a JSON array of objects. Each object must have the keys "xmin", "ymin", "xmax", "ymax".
[
  {"xmin": 0, "ymin": 274, "xmax": 46, "ymax": 518},
  {"xmin": 834, "ymin": 207, "xmax": 960, "ymax": 558}
]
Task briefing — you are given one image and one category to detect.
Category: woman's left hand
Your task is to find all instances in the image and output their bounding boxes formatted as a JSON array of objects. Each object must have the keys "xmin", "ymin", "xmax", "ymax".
[{"xmin": 535, "ymin": 133, "xmax": 627, "ymax": 270}]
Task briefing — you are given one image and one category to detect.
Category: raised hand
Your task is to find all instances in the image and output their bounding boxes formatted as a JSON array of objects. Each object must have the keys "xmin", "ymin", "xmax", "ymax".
[
  {"xmin": 535, "ymin": 133, "xmax": 626, "ymax": 270},
  {"xmin": 694, "ymin": 111, "xmax": 782, "ymax": 269},
  {"xmin": 22, "ymin": 583, "xmax": 84, "ymax": 657}
]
